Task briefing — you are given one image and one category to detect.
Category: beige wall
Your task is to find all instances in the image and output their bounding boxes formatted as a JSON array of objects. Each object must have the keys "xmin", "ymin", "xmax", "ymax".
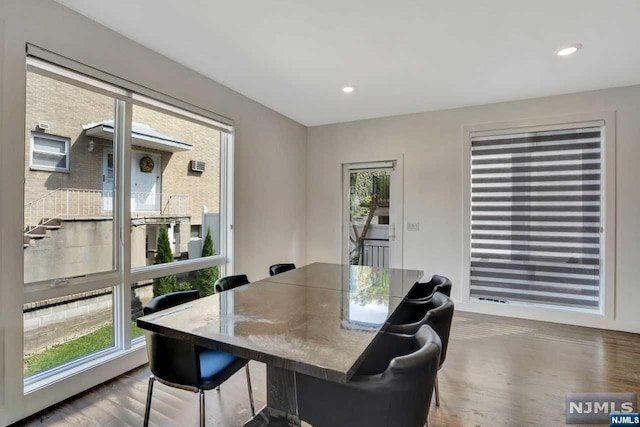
[
  {"xmin": 0, "ymin": 0, "xmax": 307, "ymax": 423},
  {"xmin": 307, "ymin": 85, "xmax": 640, "ymax": 334}
]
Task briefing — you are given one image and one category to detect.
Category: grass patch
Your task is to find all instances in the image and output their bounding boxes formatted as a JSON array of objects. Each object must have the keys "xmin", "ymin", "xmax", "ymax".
[
  {"xmin": 131, "ymin": 320, "xmax": 145, "ymax": 338},
  {"xmin": 25, "ymin": 321, "xmax": 146, "ymax": 377}
]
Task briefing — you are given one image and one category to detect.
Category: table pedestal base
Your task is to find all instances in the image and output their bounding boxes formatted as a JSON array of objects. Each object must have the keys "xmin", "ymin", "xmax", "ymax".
[
  {"xmin": 243, "ymin": 366, "xmax": 301, "ymax": 427},
  {"xmin": 244, "ymin": 407, "xmax": 301, "ymax": 427}
]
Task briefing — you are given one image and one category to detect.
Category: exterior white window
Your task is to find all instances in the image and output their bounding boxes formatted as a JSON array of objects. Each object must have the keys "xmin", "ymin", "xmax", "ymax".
[
  {"xmin": 30, "ymin": 133, "xmax": 70, "ymax": 172},
  {"xmin": 463, "ymin": 115, "xmax": 616, "ymax": 317}
]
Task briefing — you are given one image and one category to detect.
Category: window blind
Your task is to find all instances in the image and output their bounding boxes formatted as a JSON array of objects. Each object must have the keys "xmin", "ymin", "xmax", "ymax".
[{"xmin": 470, "ymin": 126, "xmax": 602, "ymax": 310}]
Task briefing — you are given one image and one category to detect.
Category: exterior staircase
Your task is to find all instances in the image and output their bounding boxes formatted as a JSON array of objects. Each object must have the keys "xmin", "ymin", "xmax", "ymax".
[{"xmin": 23, "ymin": 218, "xmax": 62, "ymax": 249}]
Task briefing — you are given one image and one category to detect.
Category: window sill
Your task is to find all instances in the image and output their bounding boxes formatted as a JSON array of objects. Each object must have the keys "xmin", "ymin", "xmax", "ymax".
[
  {"xmin": 24, "ymin": 341, "xmax": 146, "ymax": 395},
  {"xmin": 29, "ymin": 167, "xmax": 70, "ymax": 173}
]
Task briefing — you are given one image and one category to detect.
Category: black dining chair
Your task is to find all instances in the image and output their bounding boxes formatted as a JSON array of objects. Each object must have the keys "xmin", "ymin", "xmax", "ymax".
[
  {"xmin": 142, "ymin": 290, "xmax": 255, "ymax": 427},
  {"xmin": 214, "ymin": 274, "xmax": 250, "ymax": 293},
  {"xmin": 406, "ymin": 274, "xmax": 452, "ymax": 301},
  {"xmin": 387, "ymin": 292, "xmax": 454, "ymax": 407},
  {"xmin": 269, "ymin": 263, "xmax": 296, "ymax": 276},
  {"xmin": 296, "ymin": 325, "xmax": 441, "ymax": 427}
]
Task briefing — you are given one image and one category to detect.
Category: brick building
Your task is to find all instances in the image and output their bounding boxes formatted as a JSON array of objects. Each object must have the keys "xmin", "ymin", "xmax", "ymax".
[{"xmin": 24, "ymin": 72, "xmax": 221, "ymax": 282}]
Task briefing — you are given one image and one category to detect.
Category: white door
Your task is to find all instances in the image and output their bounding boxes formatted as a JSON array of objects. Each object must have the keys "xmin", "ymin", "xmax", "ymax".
[
  {"xmin": 102, "ymin": 149, "xmax": 114, "ymax": 211},
  {"xmin": 342, "ymin": 160, "xmax": 403, "ymax": 269},
  {"xmin": 131, "ymin": 151, "xmax": 161, "ymax": 212}
]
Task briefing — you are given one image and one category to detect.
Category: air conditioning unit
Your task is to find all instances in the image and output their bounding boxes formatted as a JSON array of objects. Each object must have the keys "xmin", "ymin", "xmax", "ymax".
[{"xmin": 191, "ymin": 160, "xmax": 205, "ymax": 173}]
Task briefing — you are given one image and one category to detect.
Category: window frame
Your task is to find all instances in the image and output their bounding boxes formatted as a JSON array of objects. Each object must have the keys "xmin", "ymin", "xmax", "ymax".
[
  {"xmin": 21, "ymin": 51, "xmax": 235, "ymax": 392},
  {"xmin": 23, "ymin": 286, "xmax": 119, "ymax": 391},
  {"xmin": 29, "ymin": 132, "xmax": 70, "ymax": 172},
  {"xmin": 461, "ymin": 112, "xmax": 616, "ymax": 322}
]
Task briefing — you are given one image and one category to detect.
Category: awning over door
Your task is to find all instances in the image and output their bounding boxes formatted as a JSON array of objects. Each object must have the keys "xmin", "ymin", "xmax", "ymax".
[{"xmin": 82, "ymin": 120, "xmax": 192, "ymax": 152}]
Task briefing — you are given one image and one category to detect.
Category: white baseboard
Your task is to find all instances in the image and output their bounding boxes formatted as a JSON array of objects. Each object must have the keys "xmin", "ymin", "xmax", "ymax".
[{"xmin": 454, "ymin": 299, "xmax": 639, "ymax": 334}]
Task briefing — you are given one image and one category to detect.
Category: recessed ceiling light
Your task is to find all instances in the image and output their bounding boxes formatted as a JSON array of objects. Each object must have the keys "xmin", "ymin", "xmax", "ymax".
[
  {"xmin": 342, "ymin": 86, "xmax": 355, "ymax": 94},
  {"xmin": 555, "ymin": 44, "xmax": 582, "ymax": 57}
]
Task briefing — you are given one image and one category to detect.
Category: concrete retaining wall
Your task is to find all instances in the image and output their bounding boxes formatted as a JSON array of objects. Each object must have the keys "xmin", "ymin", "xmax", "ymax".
[{"xmin": 24, "ymin": 284, "xmax": 154, "ymax": 356}]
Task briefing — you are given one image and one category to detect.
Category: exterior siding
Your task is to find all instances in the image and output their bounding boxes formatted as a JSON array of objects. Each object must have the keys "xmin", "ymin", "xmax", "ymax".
[
  {"xmin": 24, "ymin": 72, "xmax": 111, "ymax": 225},
  {"xmin": 133, "ymin": 104, "xmax": 220, "ymax": 226},
  {"xmin": 24, "ymin": 72, "xmax": 221, "ymax": 228}
]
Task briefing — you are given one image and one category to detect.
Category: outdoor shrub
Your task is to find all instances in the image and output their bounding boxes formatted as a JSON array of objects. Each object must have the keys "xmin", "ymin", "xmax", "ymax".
[
  {"xmin": 196, "ymin": 228, "xmax": 219, "ymax": 297},
  {"xmin": 153, "ymin": 226, "xmax": 176, "ymax": 297},
  {"xmin": 176, "ymin": 281, "xmax": 193, "ymax": 291}
]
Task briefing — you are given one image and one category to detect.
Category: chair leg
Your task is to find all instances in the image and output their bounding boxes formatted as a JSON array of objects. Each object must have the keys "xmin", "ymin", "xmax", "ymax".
[
  {"xmin": 143, "ymin": 375, "xmax": 155, "ymax": 427},
  {"xmin": 434, "ymin": 373, "xmax": 440, "ymax": 407},
  {"xmin": 245, "ymin": 364, "xmax": 256, "ymax": 416},
  {"xmin": 199, "ymin": 389, "xmax": 206, "ymax": 427}
]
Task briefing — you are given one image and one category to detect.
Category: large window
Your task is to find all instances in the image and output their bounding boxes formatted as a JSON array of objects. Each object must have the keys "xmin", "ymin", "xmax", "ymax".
[
  {"xmin": 23, "ymin": 53, "xmax": 233, "ymax": 389},
  {"xmin": 468, "ymin": 125, "xmax": 604, "ymax": 311}
]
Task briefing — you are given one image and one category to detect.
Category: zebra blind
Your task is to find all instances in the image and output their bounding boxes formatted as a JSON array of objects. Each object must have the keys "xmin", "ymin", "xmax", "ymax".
[{"xmin": 470, "ymin": 126, "xmax": 602, "ymax": 310}]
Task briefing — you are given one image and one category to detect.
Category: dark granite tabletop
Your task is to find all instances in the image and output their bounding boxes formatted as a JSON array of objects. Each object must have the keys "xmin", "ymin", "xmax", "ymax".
[{"xmin": 137, "ymin": 262, "xmax": 423, "ymax": 383}]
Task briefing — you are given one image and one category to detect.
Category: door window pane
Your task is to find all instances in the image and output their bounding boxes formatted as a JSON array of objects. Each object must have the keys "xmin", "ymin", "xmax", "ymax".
[
  {"xmin": 348, "ymin": 170, "xmax": 391, "ymax": 267},
  {"xmin": 130, "ymin": 105, "xmax": 221, "ymax": 270},
  {"xmin": 24, "ymin": 71, "xmax": 116, "ymax": 283},
  {"xmin": 24, "ymin": 287, "xmax": 115, "ymax": 378}
]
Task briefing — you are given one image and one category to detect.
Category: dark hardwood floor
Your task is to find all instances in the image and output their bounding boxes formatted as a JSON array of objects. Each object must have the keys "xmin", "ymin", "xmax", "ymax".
[{"xmin": 20, "ymin": 312, "xmax": 640, "ymax": 426}]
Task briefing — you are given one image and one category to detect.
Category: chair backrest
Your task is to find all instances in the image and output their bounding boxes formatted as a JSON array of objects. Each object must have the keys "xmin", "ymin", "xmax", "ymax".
[
  {"xmin": 269, "ymin": 263, "xmax": 296, "ymax": 276},
  {"xmin": 215, "ymin": 274, "xmax": 250, "ymax": 293},
  {"xmin": 431, "ymin": 275, "xmax": 452, "ymax": 297},
  {"xmin": 386, "ymin": 325, "xmax": 442, "ymax": 427},
  {"xmin": 297, "ymin": 326, "xmax": 441, "ymax": 427},
  {"xmin": 389, "ymin": 297, "xmax": 439, "ymax": 326},
  {"xmin": 143, "ymin": 290, "xmax": 200, "ymax": 315},
  {"xmin": 143, "ymin": 291, "xmax": 201, "ymax": 388},
  {"xmin": 423, "ymin": 292, "xmax": 454, "ymax": 367},
  {"xmin": 407, "ymin": 274, "xmax": 452, "ymax": 300}
]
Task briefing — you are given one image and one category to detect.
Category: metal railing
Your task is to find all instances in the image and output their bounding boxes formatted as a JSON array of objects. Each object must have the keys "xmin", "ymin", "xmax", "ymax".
[
  {"xmin": 130, "ymin": 192, "xmax": 190, "ymax": 217},
  {"xmin": 361, "ymin": 238, "xmax": 390, "ymax": 268},
  {"xmin": 25, "ymin": 188, "xmax": 189, "ymax": 234}
]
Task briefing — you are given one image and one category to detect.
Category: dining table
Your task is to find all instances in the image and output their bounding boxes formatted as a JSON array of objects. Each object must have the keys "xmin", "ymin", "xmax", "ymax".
[{"xmin": 137, "ymin": 262, "xmax": 423, "ymax": 426}]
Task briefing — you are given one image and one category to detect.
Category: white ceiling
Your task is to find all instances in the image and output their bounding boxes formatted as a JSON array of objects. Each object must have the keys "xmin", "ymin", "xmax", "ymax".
[{"xmin": 55, "ymin": 0, "xmax": 640, "ymax": 126}]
